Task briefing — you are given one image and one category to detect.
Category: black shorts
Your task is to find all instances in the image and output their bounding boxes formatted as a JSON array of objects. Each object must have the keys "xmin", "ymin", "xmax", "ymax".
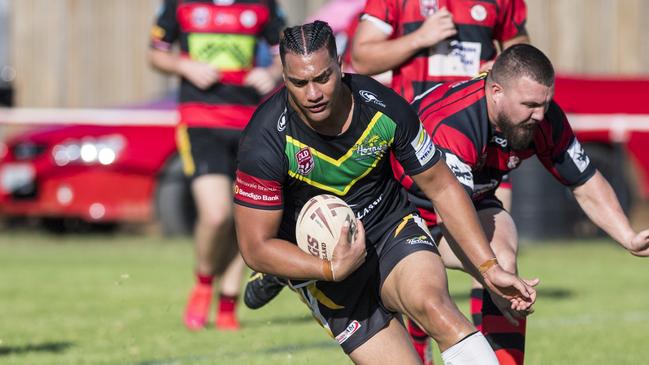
[
  {"xmin": 289, "ymin": 214, "xmax": 439, "ymax": 354},
  {"xmin": 475, "ymin": 194, "xmax": 504, "ymax": 212},
  {"xmin": 176, "ymin": 126, "xmax": 241, "ymax": 179}
]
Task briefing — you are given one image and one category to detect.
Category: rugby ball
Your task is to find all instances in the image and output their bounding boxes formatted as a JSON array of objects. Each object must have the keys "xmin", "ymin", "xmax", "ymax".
[{"xmin": 296, "ymin": 194, "xmax": 357, "ymax": 261}]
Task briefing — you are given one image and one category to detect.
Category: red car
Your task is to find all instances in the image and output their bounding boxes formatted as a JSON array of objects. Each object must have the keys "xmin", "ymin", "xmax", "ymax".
[{"xmin": 0, "ymin": 108, "xmax": 194, "ymax": 235}]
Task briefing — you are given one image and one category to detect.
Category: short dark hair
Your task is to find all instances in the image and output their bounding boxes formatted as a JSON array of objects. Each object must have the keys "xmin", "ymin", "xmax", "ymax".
[
  {"xmin": 488, "ymin": 44, "xmax": 555, "ymax": 87},
  {"xmin": 279, "ymin": 21, "xmax": 337, "ymax": 64}
]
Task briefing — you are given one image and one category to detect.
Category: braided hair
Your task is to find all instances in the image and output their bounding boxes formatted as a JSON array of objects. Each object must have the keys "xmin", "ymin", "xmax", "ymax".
[{"xmin": 279, "ymin": 20, "xmax": 338, "ymax": 64}]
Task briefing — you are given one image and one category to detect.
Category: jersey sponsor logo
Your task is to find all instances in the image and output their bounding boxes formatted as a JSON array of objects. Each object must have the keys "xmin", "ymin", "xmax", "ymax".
[
  {"xmin": 277, "ymin": 108, "xmax": 287, "ymax": 131},
  {"xmin": 567, "ymin": 139, "xmax": 590, "ymax": 172},
  {"xmin": 355, "ymin": 194, "xmax": 383, "ymax": 219},
  {"xmin": 471, "ymin": 4, "xmax": 488, "ymax": 22},
  {"xmin": 406, "ymin": 235, "xmax": 434, "ymax": 246},
  {"xmin": 234, "ymin": 170, "xmax": 282, "ymax": 206},
  {"xmin": 359, "ymin": 90, "xmax": 386, "ymax": 108},
  {"xmin": 213, "ymin": 0, "xmax": 235, "ymax": 5},
  {"xmin": 354, "ymin": 134, "xmax": 389, "ymax": 160},
  {"xmin": 444, "ymin": 152, "xmax": 474, "ymax": 190},
  {"xmin": 296, "ymin": 147, "xmax": 315, "ymax": 175},
  {"xmin": 507, "ymin": 155, "xmax": 521, "ymax": 169},
  {"xmin": 240, "ymin": 10, "xmax": 258, "ymax": 28},
  {"xmin": 428, "ymin": 41, "xmax": 481, "ymax": 77},
  {"xmin": 191, "ymin": 7, "xmax": 210, "ymax": 27},
  {"xmin": 492, "ymin": 135, "xmax": 508, "ymax": 148},
  {"xmin": 335, "ymin": 320, "xmax": 362, "ymax": 344},
  {"xmin": 411, "ymin": 125, "xmax": 436, "ymax": 166}
]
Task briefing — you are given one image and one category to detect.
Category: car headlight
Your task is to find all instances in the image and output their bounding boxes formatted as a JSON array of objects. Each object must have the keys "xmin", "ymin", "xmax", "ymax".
[{"xmin": 53, "ymin": 135, "xmax": 125, "ymax": 166}]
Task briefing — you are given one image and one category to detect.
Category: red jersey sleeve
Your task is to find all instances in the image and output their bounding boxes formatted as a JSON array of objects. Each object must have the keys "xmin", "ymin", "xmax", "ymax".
[
  {"xmin": 494, "ymin": 0, "xmax": 528, "ymax": 43},
  {"xmin": 535, "ymin": 102, "xmax": 597, "ymax": 187},
  {"xmin": 362, "ymin": 0, "xmax": 398, "ymax": 33},
  {"xmin": 150, "ymin": 0, "xmax": 179, "ymax": 51}
]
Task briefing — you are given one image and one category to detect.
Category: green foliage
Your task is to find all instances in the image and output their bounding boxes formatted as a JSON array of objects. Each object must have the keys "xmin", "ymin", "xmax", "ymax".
[{"xmin": 0, "ymin": 233, "xmax": 647, "ymax": 364}]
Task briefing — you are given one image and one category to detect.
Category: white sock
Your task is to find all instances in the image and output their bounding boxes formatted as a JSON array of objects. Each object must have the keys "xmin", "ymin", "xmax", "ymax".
[{"xmin": 441, "ymin": 332, "xmax": 498, "ymax": 365}]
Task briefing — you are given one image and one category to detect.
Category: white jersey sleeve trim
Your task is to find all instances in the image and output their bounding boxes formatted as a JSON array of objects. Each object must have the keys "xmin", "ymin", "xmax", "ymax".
[{"xmin": 360, "ymin": 14, "xmax": 394, "ymax": 35}]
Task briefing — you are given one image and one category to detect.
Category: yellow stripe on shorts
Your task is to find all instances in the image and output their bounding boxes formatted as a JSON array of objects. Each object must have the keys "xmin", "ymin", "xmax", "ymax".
[
  {"xmin": 176, "ymin": 124, "xmax": 195, "ymax": 176},
  {"xmin": 394, "ymin": 214, "xmax": 414, "ymax": 237}
]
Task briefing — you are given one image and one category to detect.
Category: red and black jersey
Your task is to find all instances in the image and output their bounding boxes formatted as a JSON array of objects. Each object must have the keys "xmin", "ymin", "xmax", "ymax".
[
  {"xmin": 151, "ymin": 0, "xmax": 285, "ymax": 129},
  {"xmin": 234, "ymin": 74, "xmax": 440, "ymax": 245},
  {"xmin": 393, "ymin": 76, "xmax": 597, "ymax": 225},
  {"xmin": 361, "ymin": 0, "xmax": 527, "ymax": 101}
]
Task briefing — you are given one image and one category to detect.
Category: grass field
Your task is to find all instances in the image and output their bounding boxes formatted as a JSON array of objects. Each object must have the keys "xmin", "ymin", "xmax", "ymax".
[{"xmin": 1, "ymin": 231, "xmax": 648, "ymax": 365}]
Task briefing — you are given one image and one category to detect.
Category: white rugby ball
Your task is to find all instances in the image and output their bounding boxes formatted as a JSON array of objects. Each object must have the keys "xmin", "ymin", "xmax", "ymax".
[{"xmin": 296, "ymin": 194, "xmax": 357, "ymax": 261}]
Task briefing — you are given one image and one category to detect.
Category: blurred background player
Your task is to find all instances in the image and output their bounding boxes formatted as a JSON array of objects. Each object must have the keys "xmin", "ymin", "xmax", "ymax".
[
  {"xmin": 400, "ymin": 44, "xmax": 649, "ymax": 365},
  {"xmin": 149, "ymin": 0, "xmax": 285, "ymax": 331},
  {"xmin": 351, "ymin": 1, "xmax": 528, "ymax": 362}
]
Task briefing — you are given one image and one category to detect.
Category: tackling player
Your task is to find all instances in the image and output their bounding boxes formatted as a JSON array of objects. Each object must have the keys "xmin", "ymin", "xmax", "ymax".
[
  {"xmin": 396, "ymin": 44, "xmax": 649, "ymax": 365},
  {"xmin": 234, "ymin": 21, "xmax": 538, "ymax": 365}
]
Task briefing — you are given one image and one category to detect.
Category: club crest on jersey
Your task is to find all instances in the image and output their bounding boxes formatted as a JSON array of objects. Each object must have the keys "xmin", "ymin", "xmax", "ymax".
[
  {"xmin": 471, "ymin": 4, "xmax": 488, "ymax": 22},
  {"xmin": 359, "ymin": 90, "xmax": 386, "ymax": 107},
  {"xmin": 240, "ymin": 10, "xmax": 258, "ymax": 28},
  {"xmin": 507, "ymin": 155, "xmax": 521, "ymax": 169},
  {"xmin": 191, "ymin": 7, "xmax": 210, "ymax": 27},
  {"xmin": 296, "ymin": 147, "xmax": 315, "ymax": 175}
]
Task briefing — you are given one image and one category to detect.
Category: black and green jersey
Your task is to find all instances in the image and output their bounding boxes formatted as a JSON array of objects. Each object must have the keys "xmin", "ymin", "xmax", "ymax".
[{"xmin": 234, "ymin": 73, "xmax": 440, "ymax": 244}]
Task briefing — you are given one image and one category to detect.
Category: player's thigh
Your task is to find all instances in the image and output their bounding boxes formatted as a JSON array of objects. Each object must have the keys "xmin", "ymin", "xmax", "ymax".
[
  {"xmin": 348, "ymin": 318, "xmax": 421, "ymax": 365},
  {"xmin": 440, "ymin": 206, "xmax": 518, "ymax": 273},
  {"xmin": 192, "ymin": 175, "xmax": 234, "ymax": 219},
  {"xmin": 375, "ymin": 216, "xmax": 449, "ymax": 313}
]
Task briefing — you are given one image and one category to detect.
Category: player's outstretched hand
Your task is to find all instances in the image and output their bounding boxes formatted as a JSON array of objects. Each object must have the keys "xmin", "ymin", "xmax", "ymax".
[
  {"xmin": 488, "ymin": 291, "xmax": 533, "ymax": 327},
  {"xmin": 628, "ymin": 229, "xmax": 649, "ymax": 257},
  {"xmin": 482, "ymin": 265, "xmax": 539, "ymax": 312},
  {"xmin": 330, "ymin": 219, "xmax": 367, "ymax": 282}
]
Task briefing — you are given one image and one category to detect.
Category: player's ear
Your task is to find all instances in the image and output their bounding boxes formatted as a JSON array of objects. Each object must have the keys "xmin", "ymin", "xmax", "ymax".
[{"xmin": 490, "ymin": 81, "xmax": 504, "ymax": 102}]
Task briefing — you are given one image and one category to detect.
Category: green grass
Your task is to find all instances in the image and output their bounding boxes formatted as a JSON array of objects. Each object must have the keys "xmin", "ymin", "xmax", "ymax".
[{"xmin": 0, "ymin": 232, "xmax": 647, "ymax": 364}]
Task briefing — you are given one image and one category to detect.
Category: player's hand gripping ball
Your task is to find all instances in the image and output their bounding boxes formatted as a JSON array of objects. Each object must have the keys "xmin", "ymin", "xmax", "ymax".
[{"xmin": 296, "ymin": 194, "xmax": 357, "ymax": 260}]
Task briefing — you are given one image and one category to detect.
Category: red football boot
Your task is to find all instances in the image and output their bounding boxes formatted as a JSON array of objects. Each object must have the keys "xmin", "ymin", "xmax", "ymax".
[{"xmin": 183, "ymin": 283, "xmax": 212, "ymax": 331}]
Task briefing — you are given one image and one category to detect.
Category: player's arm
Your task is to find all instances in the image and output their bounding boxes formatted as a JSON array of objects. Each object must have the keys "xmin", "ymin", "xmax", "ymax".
[
  {"xmin": 244, "ymin": 0, "xmax": 285, "ymax": 94},
  {"xmin": 351, "ymin": 8, "xmax": 457, "ymax": 75},
  {"xmin": 234, "ymin": 204, "xmax": 366, "ymax": 281},
  {"xmin": 572, "ymin": 171, "xmax": 649, "ymax": 256},
  {"xmin": 410, "ymin": 159, "xmax": 537, "ymax": 309}
]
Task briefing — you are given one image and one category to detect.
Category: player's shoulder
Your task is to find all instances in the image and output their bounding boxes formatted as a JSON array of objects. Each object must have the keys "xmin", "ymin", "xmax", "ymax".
[
  {"xmin": 347, "ymin": 73, "xmax": 418, "ymax": 124},
  {"xmin": 241, "ymin": 88, "xmax": 288, "ymax": 148}
]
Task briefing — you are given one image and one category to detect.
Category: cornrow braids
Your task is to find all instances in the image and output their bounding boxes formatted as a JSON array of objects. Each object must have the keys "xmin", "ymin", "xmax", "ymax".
[{"xmin": 279, "ymin": 20, "xmax": 338, "ymax": 64}]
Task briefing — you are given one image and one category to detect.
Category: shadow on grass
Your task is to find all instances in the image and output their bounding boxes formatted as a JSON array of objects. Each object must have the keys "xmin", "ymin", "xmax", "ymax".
[
  {"xmin": 0, "ymin": 341, "xmax": 73, "ymax": 356},
  {"xmin": 243, "ymin": 313, "xmax": 314, "ymax": 327},
  {"xmin": 451, "ymin": 286, "xmax": 574, "ymax": 301},
  {"xmin": 134, "ymin": 340, "xmax": 337, "ymax": 365}
]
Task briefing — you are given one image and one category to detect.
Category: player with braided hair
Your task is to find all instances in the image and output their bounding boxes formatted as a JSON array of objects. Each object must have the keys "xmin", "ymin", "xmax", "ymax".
[{"xmin": 235, "ymin": 21, "xmax": 537, "ymax": 364}]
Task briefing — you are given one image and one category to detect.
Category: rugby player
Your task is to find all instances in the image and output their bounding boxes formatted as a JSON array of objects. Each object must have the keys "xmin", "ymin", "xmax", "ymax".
[
  {"xmin": 350, "ymin": 2, "xmax": 527, "ymax": 361},
  {"xmin": 149, "ymin": 0, "xmax": 285, "ymax": 330},
  {"xmin": 233, "ymin": 21, "xmax": 538, "ymax": 365},
  {"xmin": 394, "ymin": 44, "xmax": 649, "ymax": 365}
]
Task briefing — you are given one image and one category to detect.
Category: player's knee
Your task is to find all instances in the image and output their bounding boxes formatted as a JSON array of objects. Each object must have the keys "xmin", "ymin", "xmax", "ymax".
[
  {"xmin": 411, "ymin": 292, "xmax": 457, "ymax": 325},
  {"xmin": 198, "ymin": 210, "xmax": 233, "ymax": 231}
]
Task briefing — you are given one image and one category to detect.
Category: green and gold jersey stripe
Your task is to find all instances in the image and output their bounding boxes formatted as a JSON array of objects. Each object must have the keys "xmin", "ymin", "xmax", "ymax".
[{"xmin": 285, "ymin": 111, "xmax": 397, "ymax": 196}]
